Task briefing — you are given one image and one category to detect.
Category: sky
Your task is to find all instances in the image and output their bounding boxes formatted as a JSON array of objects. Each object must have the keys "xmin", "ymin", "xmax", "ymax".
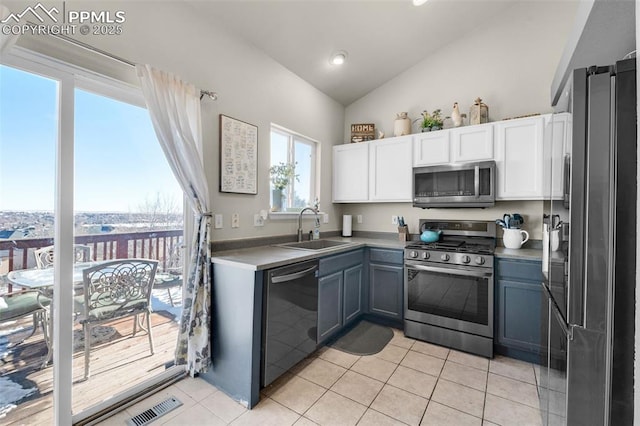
[{"xmin": 0, "ymin": 64, "xmax": 183, "ymax": 213}]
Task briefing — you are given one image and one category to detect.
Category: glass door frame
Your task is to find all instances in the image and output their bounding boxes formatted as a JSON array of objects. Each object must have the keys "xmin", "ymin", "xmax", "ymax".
[{"xmin": 2, "ymin": 46, "xmax": 187, "ymax": 425}]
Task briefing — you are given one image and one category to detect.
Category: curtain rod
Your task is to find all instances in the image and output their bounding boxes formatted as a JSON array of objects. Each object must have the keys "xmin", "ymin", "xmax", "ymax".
[{"xmin": 47, "ymin": 30, "xmax": 218, "ymax": 100}]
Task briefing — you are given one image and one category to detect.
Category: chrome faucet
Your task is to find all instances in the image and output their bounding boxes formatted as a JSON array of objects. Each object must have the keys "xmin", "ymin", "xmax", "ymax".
[{"xmin": 298, "ymin": 207, "xmax": 319, "ymax": 242}]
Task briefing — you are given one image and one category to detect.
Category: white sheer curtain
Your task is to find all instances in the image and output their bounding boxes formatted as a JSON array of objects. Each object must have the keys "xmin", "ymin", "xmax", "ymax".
[
  {"xmin": 136, "ymin": 64, "xmax": 211, "ymax": 376},
  {"xmin": 0, "ymin": 5, "xmax": 19, "ymax": 53}
]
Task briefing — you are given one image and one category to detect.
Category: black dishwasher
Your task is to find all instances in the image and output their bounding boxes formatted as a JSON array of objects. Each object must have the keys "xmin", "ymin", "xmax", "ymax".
[{"xmin": 262, "ymin": 259, "xmax": 319, "ymax": 387}]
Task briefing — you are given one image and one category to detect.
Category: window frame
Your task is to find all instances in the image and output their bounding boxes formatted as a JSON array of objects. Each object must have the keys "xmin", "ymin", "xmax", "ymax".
[{"xmin": 270, "ymin": 124, "xmax": 320, "ymax": 211}]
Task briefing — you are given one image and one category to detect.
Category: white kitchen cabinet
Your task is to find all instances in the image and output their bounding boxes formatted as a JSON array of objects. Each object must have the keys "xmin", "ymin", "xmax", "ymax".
[
  {"xmin": 451, "ymin": 123, "xmax": 494, "ymax": 163},
  {"xmin": 544, "ymin": 113, "xmax": 571, "ymax": 199},
  {"xmin": 369, "ymin": 136, "xmax": 413, "ymax": 202},
  {"xmin": 413, "ymin": 130, "xmax": 450, "ymax": 166},
  {"xmin": 495, "ymin": 116, "xmax": 545, "ymax": 200},
  {"xmin": 333, "ymin": 143, "xmax": 369, "ymax": 202}
]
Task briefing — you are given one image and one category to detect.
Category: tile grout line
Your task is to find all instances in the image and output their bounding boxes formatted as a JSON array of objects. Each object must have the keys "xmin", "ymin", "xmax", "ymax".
[{"xmin": 482, "ymin": 360, "xmax": 490, "ymax": 424}]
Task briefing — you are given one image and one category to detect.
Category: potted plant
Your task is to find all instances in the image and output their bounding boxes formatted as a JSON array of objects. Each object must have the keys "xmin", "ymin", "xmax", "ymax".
[
  {"xmin": 430, "ymin": 109, "xmax": 443, "ymax": 130},
  {"xmin": 269, "ymin": 162, "xmax": 298, "ymax": 211},
  {"xmin": 417, "ymin": 109, "xmax": 444, "ymax": 132}
]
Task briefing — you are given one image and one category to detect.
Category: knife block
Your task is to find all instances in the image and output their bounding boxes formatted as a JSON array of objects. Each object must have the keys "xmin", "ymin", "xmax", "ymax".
[{"xmin": 398, "ymin": 225, "xmax": 409, "ymax": 241}]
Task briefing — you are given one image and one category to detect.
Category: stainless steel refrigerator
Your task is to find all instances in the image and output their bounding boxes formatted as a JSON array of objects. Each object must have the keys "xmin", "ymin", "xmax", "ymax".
[{"xmin": 540, "ymin": 58, "xmax": 636, "ymax": 425}]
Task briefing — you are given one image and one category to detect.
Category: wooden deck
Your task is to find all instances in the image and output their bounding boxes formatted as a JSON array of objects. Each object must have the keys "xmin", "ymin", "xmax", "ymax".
[{"xmin": 1, "ymin": 296, "xmax": 181, "ymax": 424}]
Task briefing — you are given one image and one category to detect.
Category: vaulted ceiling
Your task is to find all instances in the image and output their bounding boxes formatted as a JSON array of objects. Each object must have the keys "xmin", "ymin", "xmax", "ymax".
[{"xmin": 190, "ymin": 1, "xmax": 530, "ymax": 106}]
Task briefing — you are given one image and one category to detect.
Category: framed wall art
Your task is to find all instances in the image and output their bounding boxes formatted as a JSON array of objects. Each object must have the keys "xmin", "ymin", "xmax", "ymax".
[{"xmin": 219, "ymin": 114, "xmax": 258, "ymax": 194}]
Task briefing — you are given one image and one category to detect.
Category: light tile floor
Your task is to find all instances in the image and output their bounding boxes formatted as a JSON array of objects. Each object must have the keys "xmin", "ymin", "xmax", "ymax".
[{"xmin": 99, "ymin": 329, "xmax": 542, "ymax": 426}]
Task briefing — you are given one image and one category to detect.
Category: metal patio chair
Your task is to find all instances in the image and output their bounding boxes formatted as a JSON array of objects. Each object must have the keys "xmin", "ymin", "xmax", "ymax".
[
  {"xmin": 75, "ymin": 259, "xmax": 158, "ymax": 379},
  {"xmin": 34, "ymin": 244, "xmax": 92, "ymax": 269},
  {"xmin": 153, "ymin": 243, "xmax": 184, "ymax": 307},
  {"xmin": 0, "ymin": 289, "xmax": 51, "ymax": 368}
]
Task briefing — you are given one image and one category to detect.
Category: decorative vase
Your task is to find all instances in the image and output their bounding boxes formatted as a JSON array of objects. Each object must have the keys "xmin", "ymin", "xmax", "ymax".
[
  {"xmin": 470, "ymin": 97, "xmax": 489, "ymax": 125},
  {"xmin": 421, "ymin": 127, "xmax": 431, "ymax": 132},
  {"xmin": 451, "ymin": 102, "xmax": 463, "ymax": 127},
  {"xmin": 271, "ymin": 189, "xmax": 283, "ymax": 212},
  {"xmin": 394, "ymin": 112, "xmax": 411, "ymax": 137},
  {"xmin": 431, "ymin": 125, "xmax": 441, "ymax": 131}
]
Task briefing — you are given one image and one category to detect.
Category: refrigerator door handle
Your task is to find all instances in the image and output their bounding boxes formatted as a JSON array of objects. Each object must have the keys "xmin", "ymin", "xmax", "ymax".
[{"xmin": 541, "ymin": 282, "xmax": 573, "ymax": 340}]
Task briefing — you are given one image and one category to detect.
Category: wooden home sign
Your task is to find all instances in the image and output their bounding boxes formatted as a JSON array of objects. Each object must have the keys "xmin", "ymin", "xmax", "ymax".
[{"xmin": 350, "ymin": 123, "xmax": 375, "ymax": 143}]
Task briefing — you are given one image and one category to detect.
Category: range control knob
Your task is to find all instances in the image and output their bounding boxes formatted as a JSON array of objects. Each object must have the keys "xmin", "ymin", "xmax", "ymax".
[
  {"xmin": 409, "ymin": 251, "xmax": 418, "ymax": 258},
  {"xmin": 461, "ymin": 255, "xmax": 471, "ymax": 264},
  {"xmin": 475, "ymin": 256, "xmax": 485, "ymax": 265},
  {"xmin": 421, "ymin": 252, "xmax": 430, "ymax": 260},
  {"xmin": 440, "ymin": 253, "xmax": 450, "ymax": 262}
]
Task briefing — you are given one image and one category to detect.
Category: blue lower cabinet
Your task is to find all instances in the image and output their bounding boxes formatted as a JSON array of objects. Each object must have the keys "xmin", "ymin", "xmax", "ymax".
[
  {"xmin": 495, "ymin": 258, "xmax": 543, "ymax": 363},
  {"xmin": 318, "ymin": 271, "xmax": 343, "ymax": 344},
  {"xmin": 369, "ymin": 262, "xmax": 403, "ymax": 321},
  {"xmin": 317, "ymin": 249, "xmax": 365, "ymax": 344},
  {"xmin": 343, "ymin": 264, "xmax": 363, "ymax": 325}
]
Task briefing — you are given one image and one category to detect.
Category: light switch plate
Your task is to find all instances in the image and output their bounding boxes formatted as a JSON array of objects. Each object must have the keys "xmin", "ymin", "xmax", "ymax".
[
  {"xmin": 357, "ymin": 215, "xmax": 363, "ymax": 224},
  {"xmin": 392, "ymin": 215, "xmax": 398, "ymax": 225},
  {"xmin": 323, "ymin": 214, "xmax": 329, "ymax": 224},
  {"xmin": 214, "ymin": 214, "xmax": 223, "ymax": 229},
  {"xmin": 253, "ymin": 214, "xmax": 264, "ymax": 227},
  {"xmin": 232, "ymin": 213, "xmax": 240, "ymax": 228}
]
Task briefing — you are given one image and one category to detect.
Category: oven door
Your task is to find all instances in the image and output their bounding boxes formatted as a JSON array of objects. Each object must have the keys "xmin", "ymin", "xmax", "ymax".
[{"xmin": 404, "ymin": 260, "xmax": 493, "ymax": 338}]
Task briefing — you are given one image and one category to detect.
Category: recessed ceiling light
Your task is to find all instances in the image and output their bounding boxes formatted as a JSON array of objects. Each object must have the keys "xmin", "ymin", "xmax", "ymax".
[
  {"xmin": 330, "ymin": 51, "xmax": 347, "ymax": 66},
  {"xmin": 413, "ymin": 0, "xmax": 428, "ymax": 5}
]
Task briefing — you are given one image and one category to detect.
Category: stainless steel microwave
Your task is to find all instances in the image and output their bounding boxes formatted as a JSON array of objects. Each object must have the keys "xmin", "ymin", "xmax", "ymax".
[{"xmin": 413, "ymin": 161, "xmax": 496, "ymax": 208}]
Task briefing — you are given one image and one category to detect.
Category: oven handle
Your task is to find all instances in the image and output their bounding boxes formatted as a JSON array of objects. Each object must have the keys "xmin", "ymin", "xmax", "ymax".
[{"xmin": 405, "ymin": 263, "xmax": 492, "ymax": 278}]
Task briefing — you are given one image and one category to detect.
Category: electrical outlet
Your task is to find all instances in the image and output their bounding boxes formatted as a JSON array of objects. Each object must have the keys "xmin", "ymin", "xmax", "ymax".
[
  {"xmin": 232, "ymin": 213, "xmax": 240, "ymax": 228},
  {"xmin": 357, "ymin": 215, "xmax": 363, "ymax": 224},
  {"xmin": 323, "ymin": 214, "xmax": 329, "ymax": 224},
  {"xmin": 214, "ymin": 214, "xmax": 223, "ymax": 229},
  {"xmin": 254, "ymin": 214, "xmax": 264, "ymax": 227},
  {"xmin": 392, "ymin": 215, "xmax": 398, "ymax": 225}
]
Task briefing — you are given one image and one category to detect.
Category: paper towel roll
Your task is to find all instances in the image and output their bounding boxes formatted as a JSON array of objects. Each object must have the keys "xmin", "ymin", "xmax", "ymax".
[{"xmin": 342, "ymin": 215, "xmax": 352, "ymax": 237}]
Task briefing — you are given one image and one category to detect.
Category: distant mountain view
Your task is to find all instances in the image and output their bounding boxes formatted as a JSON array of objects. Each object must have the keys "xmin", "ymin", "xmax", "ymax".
[{"xmin": 0, "ymin": 211, "xmax": 183, "ymax": 240}]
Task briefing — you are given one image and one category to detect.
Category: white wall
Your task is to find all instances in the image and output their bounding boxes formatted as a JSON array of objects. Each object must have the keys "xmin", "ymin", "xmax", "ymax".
[
  {"xmin": 342, "ymin": 200, "xmax": 544, "ymax": 240},
  {"xmin": 20, "ymin": 1, "xmax": 345, "ymax": 242},
  {"xmin": 344, "ymin": 2, "xmax": 578, "ymax": 138},
  {"xmin": 341, "ymin": 2, "xmax": 576, "ymax": 241}
]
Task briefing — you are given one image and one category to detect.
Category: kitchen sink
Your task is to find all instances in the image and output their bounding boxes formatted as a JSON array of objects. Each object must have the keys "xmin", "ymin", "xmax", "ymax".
[{"xmin": 276, "ymin": 239, "xmax": 354, "ymax": 251}]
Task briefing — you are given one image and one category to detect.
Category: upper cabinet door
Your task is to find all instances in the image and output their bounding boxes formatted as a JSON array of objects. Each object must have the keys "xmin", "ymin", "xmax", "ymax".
[
  {"xmin": 413, "ymin": 130, "xmax": 450, "ymax": 166},
  {"xmin": 496, "ymin": 116, "xmax": 545, "ymax": 200},
  {"xmin": 544, "ymin": 113, "xmax": 571, "ymax": 199},
  {"xmin": 333, "ymin": 143, "xmax": 369, "ymax": 202},
  {"xmin": 451, "ymin": 123, "xmax": 494, "ymax": 163},
  {"xmin": 369, "ymin": 136, "xmax": 413, "ymax": 202}
]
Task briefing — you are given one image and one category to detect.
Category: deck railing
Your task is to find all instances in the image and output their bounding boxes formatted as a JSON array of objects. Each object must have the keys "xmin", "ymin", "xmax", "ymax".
[{"xmin": 0, "ymin": 229, "xmax": 183, "ymax": 290}]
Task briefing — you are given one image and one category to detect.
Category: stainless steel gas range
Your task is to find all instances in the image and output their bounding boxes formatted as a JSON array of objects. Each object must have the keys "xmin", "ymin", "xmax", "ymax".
[{"xmin": 404, "ymin": 219, "xmax": 496, "ymax": 358}]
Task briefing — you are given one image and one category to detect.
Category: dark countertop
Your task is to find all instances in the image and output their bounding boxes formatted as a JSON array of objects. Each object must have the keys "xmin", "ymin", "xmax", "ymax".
[
  {"xmin": 213, "ymin": 237, "xmax": 569, "ymax": 268},
  {"xmin": 495, "ymin": 247, "xmax": 542, "ymax": 261},
  {"xmin": 211, "ymin": 237, "xmax": 407, "ymax": 271},
  {"xmin": 495, "ymin": 246, "xmax": 566, "ymax": 263}
]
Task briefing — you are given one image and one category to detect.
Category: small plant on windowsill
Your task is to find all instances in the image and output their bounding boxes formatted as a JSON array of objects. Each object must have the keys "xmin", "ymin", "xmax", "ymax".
[{"xmin": 269, "ymin": 162, "xmax": 299, "ymax": 212}]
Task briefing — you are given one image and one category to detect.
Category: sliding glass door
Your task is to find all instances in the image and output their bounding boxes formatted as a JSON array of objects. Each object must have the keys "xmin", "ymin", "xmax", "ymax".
[
  {"xmin": 0, "ymin": 62, "xmax": 59, "ymax": 424},
  {"xmin": 1, "ymin": 51, "xmax": 185, "ymax": 424}
]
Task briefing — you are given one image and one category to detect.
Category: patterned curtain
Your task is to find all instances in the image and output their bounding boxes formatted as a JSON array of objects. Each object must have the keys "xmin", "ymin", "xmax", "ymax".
[{"xmin": 136, "ymin": 64, "xmax": 211, "ymax": 375}]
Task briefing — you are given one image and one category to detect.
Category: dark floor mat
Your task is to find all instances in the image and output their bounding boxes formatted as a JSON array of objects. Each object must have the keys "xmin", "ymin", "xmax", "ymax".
[{"xmin": 331, "ymin": 320, "xmax": 393, "ymax": 356}]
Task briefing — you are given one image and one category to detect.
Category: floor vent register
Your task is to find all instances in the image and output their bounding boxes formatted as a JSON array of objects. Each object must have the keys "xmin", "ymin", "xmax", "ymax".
[{"xmin": 126, "ymin": 396, "xmax": 183, "ymax": 426}]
